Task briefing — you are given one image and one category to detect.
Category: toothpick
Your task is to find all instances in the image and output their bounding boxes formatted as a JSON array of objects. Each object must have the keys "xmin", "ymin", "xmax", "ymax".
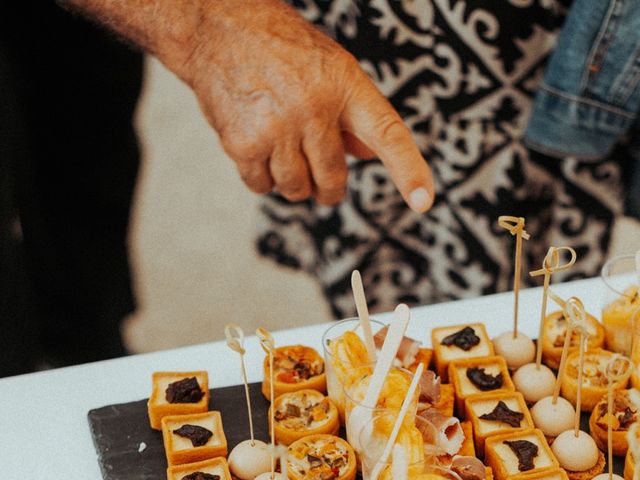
[
  {"xmin": 256, "ymin": 327, "xmax": 276, "ymax": 477},
  {"xmin": 605, "ymin": 355, "xmax": 632, "ymax": 480},
  {"xmin": 225, "ymin": 324, "xmax": 255, "ymax": 445},
  {"xmin": 552, "ymin": 296, "xmax": 581, "ymax": 404},
  {"xmin": 352, "ymin": 270, "xmax": 377, "ymax": 363},
  {"xmin": 370, "ymin": 362, "xmax": 424, "ymax": 480},
  {"xmin": 573, "ymin": 319, "xmax": 589, "ymax": 436},
  {"xmin": 530, "ymin": 246, "xmax": 577, "ymax": 369},
  {"xmin": 498, "ymin": 216, "xmax": 530, "ymax": 338}
]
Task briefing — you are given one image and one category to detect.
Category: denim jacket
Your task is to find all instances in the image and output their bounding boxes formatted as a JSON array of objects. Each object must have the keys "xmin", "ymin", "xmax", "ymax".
[{"xmin": 524, "ymin": 0, "xmax": 640, "ymax": 216}]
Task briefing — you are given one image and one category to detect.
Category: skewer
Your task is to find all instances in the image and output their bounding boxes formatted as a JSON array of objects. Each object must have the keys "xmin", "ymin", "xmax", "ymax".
[
  {"xmin": 256, "ymin": 327, "xmax": 277, "ymax": 479},
  {"xmin": 552, "ymin": 297, "xmax": 582, "ymax": 405},
  {"xmin": 225, "ymin": 324, "xmax": 255, "ymax": 445},
  {"xmin": 605, "ymin": 355, "xmax": 632, "ymax": 480},
  {"xmin": 498, "ymin": 216, "xmax": 530, "ymax": 338},
  {"xmin": 352, "ymin": 270, "xmax": 377, "ymax": 363},
  {"xmin": 530, "ymin": 246, "xmax": 577, "ymax": 369},
  {"xmin": 573, "ymin": 318, "xmax": 590, "ymax": 437}
]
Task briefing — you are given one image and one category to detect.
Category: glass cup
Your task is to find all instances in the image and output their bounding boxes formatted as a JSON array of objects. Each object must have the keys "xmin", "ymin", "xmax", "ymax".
[
  {"xmin": 321, "ymin": 317, "xmax": 385, "ymax": 422},
  {"xmin": 601, "ymin": 253, "xmax": 640, "ymax": 355},
  {"xmin": 358, "ymin": 411, "xmax": 459, "ymax": 480}
]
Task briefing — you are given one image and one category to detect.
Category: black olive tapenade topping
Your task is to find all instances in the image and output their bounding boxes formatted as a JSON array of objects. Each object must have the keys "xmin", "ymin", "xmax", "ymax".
[
  {"xmin": 441, "ymin": 326, "xmax": 480, "ymax": 351},
  {"xmin": 173, "ymin": 424, "xmax": 213, "ymax": 447},
  {"xmin": 307, "ymin": 454, "xmax": 323, "ymax": 469},
  {"xmin": 466, "ymin": 367, "xmax": 503, "ymax": 391},
  {"xmin": 181, "ymin": 473, "xmax": 220, "ymax": 480},
  {"xmin": 503, "ymin": 439, "xmax": 538, "ymax": 471},
  {"xmin": 479, "ymin": 401, "xmax": 524, "ymax": 427},
  {"xmin": 166, "ymin": 377, "xmax": 204, "ymax": 403}
]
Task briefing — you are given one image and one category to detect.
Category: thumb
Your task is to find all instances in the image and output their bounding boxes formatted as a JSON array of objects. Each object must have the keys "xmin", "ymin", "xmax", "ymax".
[{"xmin": 340, "ymin": 76, "xmax": 435, "ymax": 213}]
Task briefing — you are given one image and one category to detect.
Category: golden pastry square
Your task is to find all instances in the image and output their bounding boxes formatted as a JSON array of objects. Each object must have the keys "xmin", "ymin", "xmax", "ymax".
[
  {"xmin": 161, "ymin": 411, "xmax": 227, "ymax": 466},
  {"xmin": 485, "ymin": 429, "xmax": 559, "ymax": 480},
  {"xmin": 431, "ymin": 383, "xmax": 455, "ymax": 417},
  {"xmin": 464, "ymin": 391, "xmax": 534, "ymax": 458},
  {"xmin": 432, "ymin": 323, "xmax": 494, "ymax": 381},
  {"xmin": 148, "ymin": 371, "xmax": 209, "ymax": 430},
  {"xmin": 510, "ymin": 467, "xmax": 569, "ymax": 479},
  {"xmin": 408, "ymin": 347, "xmax": 434, "ymax": 372},
  {"xmin": 448, "ymin": 355, "xmax": 514, "ymax": 415},
  {"xmin": 166, "ymin": 456, "xmax": 232, "ymax": 480}
]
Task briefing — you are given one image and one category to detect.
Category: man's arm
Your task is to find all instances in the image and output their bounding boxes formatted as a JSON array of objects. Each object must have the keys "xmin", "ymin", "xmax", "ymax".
[{"xmin": 63, "ymin": 0, "xmax": 435, "ymax": 212}]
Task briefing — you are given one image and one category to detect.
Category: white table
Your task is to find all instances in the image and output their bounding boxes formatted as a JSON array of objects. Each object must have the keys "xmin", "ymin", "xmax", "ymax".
[{"xmin": 0, "ymin": 276, "xmax": 608, "ymax": 479}]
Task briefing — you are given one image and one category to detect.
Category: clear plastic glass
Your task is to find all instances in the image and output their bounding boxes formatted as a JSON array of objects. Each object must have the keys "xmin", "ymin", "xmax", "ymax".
[
  {"xmin": 358, "ymin": 411, "xmax": 460, "ymax": 480},
  {"xmin": 601, "ymin": 254, "xmax": 640, "ymax": 355},
  {"xmin": 321, "ymin": 317, "xmax": 385, "ymax": 422}
]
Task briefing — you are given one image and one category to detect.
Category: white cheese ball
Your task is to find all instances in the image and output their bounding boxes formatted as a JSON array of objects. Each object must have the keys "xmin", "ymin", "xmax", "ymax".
[
  {"xmin": 591, "ymin": 475, "xmax": 624, "ymax": 480},
  {"xmin": 551, "ymin": 430, "xmax": 599, "ymax": 472},
  {"xmin": 530, "ymin": 396, "xmax": 575, "ymax": 437},
  {"xmin": 254, "ymin": 473, "xmax": 287, "ymax": 480},
  {"xmin": 493, "ymin": 331, "xmax": 536, "ymax": 370},
  {"xmin": 228, "ymin": 439, "xmax": 272, "ymax": 480},
  {"xmin": 512, "ymin": 363, "xmax": 556, "ymax": 403}
]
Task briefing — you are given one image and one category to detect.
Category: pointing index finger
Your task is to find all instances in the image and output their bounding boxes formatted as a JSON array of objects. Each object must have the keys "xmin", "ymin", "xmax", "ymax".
[{"xmin": 340, "ymin": 75, "xmax": 435, "ymax": 213}]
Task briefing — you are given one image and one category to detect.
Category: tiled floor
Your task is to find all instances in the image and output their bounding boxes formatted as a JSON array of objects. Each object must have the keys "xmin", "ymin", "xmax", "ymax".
[{"xmin": 124, "ymin": 57, "xmax": 640, "ymax": 354}]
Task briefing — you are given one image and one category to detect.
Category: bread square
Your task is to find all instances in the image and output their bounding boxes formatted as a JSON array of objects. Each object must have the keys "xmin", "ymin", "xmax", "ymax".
[
  {"xmin": 148, "ymin": 371, "xmax": 209, "ymax": 430},
  {"xmin": 465, "ymin": 391, "xmax": 533, "ymax": 457},
  {"xmin": 166, "ymin": 456, "xmax": 232, "ymax": 480},
  {"xmin": 432, "ymin": 323, "xmax": 494, "ymax": 381},
  {"xmin": 510, "ymin": 467, "xmax": 569, "ymax": 479},
  {"xmin": 485, "ymin": 429, "xmax": 559, "ymax": 480},
  {"xmin": 162, "ymin": 411, "xmax": 227, "ymax": 466},
  {"xmin": 449, "ymin": 356, "xmax": 514, "ymax": 415}
]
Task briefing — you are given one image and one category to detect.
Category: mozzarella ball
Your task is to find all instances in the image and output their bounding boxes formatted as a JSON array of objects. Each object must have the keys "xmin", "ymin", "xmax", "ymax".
[
  {"xmin": 551, "ymin": 430, "xmax": 599, "ymax": 472},
  {"xmin": 254, "ymin": 474, "xmax": 287, "ymax": 480},
  {"xmin": 228, "ymin": 439, "xmax": 272, "ymax": 480},
  {"xmin": 493, "ymin": 331, "xmax": 536, "ymax": 370},
  {"xmin": 530, "ymin": 396, "xmax": 575, "ymax": 437},
  {"xmin": 512, "ymin": 363, "xmax": 556, "ymax": 403}
]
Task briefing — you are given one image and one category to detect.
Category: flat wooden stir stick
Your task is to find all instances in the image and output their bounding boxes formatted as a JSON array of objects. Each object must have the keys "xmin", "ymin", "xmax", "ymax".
[
  {"xmin": 224, "ymin": 323, "xmax": 255, "ymax": 445},
  {"xmin": 256, "ymin": 327, "xmax": 276, "ymax": 478},
  {"xmin": 352, "ymin": 270, "xmax": 377, "ymax": 363},
  {"xmin": 498, "ymin": 216, "xmax": 530, "ymax": 338},
  {"xmin": 370, "ymin": 362, "xmax": 425, "ymax": 480},
  {"xmin": 530, "ymin": 246, "xmax": 577, "ymax": 369}
]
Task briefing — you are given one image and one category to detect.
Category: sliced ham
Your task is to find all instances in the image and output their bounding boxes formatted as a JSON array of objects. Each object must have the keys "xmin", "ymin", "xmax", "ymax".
[
  {"xmin": 418, "ymin": 369, "xmax": 441, "ymax": 404},
  {"xmin": 417, "ymin": 408, "xmax": 464, "ymax": 456},
  {"xmin": 373, "ymin": 326, "xmax": 422, "ymax": 367},
  {"xmin": 451, "ymin": 455, "xmax": 486, "ymax": 480}
]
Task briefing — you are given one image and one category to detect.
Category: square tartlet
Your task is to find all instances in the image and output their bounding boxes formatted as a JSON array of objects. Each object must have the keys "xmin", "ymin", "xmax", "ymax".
[
  {"xmin": 464, "ymin": 391, "xmax": 533, "ymax": 457},
  {"xmin": 166, "ymin": 456, "xmax": 232, "ymax": 480},
  {"xmin": 449, "ymin": 355, "xmax": 515, "ymax": 415},
  {"xmin": 148, "ymin": 371, "xmax": 209, "ymax": 430},
  {"xmin": 510, "ymin": 468, "xmax": 569, "ymax": 479},
  {"xmin": 161, "ymin": 411, "xmax": 227, "ymax": 466},
  {"xmin": 432, "ymin": 323, "xmax": 494, "ymax": 381},
  {"xmin": 485, "ymin": 428, "xmax": 559, "ymax": 480}
]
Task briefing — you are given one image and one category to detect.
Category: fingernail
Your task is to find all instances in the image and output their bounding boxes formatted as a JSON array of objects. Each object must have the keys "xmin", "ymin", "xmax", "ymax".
[{"xmin": 408, "ymin": 187, "xmax": 430, "ymax": 212}]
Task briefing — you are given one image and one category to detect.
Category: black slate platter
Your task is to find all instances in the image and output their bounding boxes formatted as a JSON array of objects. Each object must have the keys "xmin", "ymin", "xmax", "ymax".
[
  {"xmin": 88, "ymin": 382, "xmax": 270, "ymax": 480},
  {"xmin": 88, "ymin": 381, "xmax": 625, "ymax": 480}
]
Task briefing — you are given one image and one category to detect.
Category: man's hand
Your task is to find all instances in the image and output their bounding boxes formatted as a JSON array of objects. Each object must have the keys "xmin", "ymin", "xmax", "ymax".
[{"xmin": 65, "ymin": 0, "xmax": 434, "ymax": 212}]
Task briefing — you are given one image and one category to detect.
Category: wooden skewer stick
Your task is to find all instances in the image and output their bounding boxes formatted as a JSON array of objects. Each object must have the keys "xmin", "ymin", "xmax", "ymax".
[
  {"xmin": 573, "ymin": 318, "xmax": 590, "ymax": 437},
  {"xmin": 605, "ymin": 355, "xmax": 632, "ymax": 480},
  {"xmin": 498, "ymin": 216, "xmax": 530, "ymax": 339},
  {"xmin": 256, "ymin": 327, "xmax": 276, "ymax": 478},
  {"xmin": 352, "ymin": 270, "xmax": 377, "ymax": 363},
  {"xmin": 530, "ymin": 246, "xmax": 577, "ymax": 369},
  {"xmin": 224, "ymin": 324, "xmax": 255, "ymax": 445},
  {"xmin": 552, "ymin": 296, "xmax": 582, "ymax": 405}
]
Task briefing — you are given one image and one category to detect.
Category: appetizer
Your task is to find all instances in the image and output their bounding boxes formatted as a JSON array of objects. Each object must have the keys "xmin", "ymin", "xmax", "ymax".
[
  {"xmin": 589, "ymin": 388, "xmax": 640, "ymax": 456},
  {"xmin": 541, "ymin": 310, "xmax": 605, "ymax": 370},
  {"xmin": 512, "ymin": 363, "xmax": 556, "ymax": 404},
  {"xmin": 166, "ymin": 457, "xmax": 232, "ymax": 480},
  {"xmin": 262, "ymin": 345, "xmax": 326, "ymax": 400},
  {"xmin": 493, "ymin": 331, "xmax": 536, "ymax": 371},
  {"xmin": 484, "ymin": 428, "xmax": 559, "ymax": 480},
  {"xmin": 148, "ymin": 371, "xmax": 209, "ymax": 430},
  {"xmin": 374, "ymin": 325, "xmax": 423, "ymax": 368},
  {"xmin": 561, "ymin": 348, "xmax": 632, "ymax": 412},
  {"xmin": 227, "ymin": 439, "xmax": 271, "ymax": 480},
  {"xmin": 418, "ymin": 407, "xmax": 465, "ymax": 456},
  {"xmin": 448, "ymin": 355, "xmax": 515, "ymax": 415},
  {"xmin": 161, "ymin": 411, "xmax": 227, "ymax": 466},
  {"xmin": 464, "ymin": 391, "xmax": 534, "ymax": 457},
  {"xmin": 509, "ymin": 468, "xmax": 569, "ymax": 479},
  {"xmin": 530, "ymin": 396, "xmax": 575, "ymax": 440},
  {"xmin": 432, "ymin": 323, "xmax": 495, "ymax": 381},
  {"xmin": 551, "ymin": 430, "xmax": 605, "ymax": 480},
  {"xmin": 268, "ymin": 389, "xmax": 339, "ymax": 445},
  {"xmin": 287, "ymin": 434, "xmax": 356, "ymax": 480},
  {"xmin": 602, "ymin": 285, "xmax": 640, "ymax": 356}
]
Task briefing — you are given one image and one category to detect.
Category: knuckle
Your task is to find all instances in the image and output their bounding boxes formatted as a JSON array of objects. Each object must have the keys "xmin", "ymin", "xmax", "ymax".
[
  {"xmin": 222, "ymin": 138, "xmax": 266, "ymax": 165},
  {"xmin": 280, "ymin": 186, "xmax": 312, "ymax": 202},
  {"xmin": 372, "ymin": 114, "xmax": 410, "ymax": 145}
]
